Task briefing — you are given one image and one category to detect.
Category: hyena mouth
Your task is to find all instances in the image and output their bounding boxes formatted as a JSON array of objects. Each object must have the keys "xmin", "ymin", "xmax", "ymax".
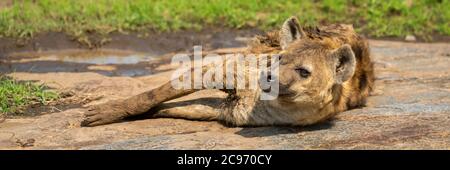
[
  {"xmin": 276, "ymin": 85, "xmax": 297, "ymax": 98},
  {"xmin": 277, "ymin": 92, "xmax": 296, "ymax": 98}
]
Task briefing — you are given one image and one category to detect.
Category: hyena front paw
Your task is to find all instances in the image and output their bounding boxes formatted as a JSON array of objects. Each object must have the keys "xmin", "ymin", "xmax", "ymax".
[{"xmin": 81, "ymin": 101, "xmax": 129, "ymax": 127}]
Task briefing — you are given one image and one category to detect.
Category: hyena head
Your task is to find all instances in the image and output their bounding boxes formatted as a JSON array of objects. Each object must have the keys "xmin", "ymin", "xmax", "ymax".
[{"xmin": 267, "ymin": 17, "xmax": 356, "ymax": 110}]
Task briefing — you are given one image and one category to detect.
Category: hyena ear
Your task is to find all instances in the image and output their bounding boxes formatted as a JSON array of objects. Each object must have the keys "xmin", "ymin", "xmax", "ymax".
[
  {"xmin": 279, "ymin": 16, "xmax": 306, "ymax": 50},
  {"xmin": 330, "ymin": 44, "xmax": 356, "ymax": 84}
]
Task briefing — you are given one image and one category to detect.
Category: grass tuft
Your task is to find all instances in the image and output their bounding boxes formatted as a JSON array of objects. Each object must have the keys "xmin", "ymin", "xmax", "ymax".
[{"xmin": 0, "ymin": 75, "xmax": 59, "ymax": 116}]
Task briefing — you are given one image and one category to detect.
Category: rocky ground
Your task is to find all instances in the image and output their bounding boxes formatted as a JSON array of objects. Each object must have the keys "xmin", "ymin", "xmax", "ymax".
[{"xmin": 0, "ymin": 40, "xmax": 449, "ymax": 149}]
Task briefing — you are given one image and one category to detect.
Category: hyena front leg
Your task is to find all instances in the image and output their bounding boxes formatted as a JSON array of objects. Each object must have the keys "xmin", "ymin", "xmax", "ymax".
[
  {"xmin": 81, "ymin": 81, "xmax": 197, "ymax": 127},
  {"xmin": 80, "ymin": 67, "xmax": 219, "ymax": 126},
  {"xmin": 81, "ymin": 58, "xmax": 243, "ymax": 126}
]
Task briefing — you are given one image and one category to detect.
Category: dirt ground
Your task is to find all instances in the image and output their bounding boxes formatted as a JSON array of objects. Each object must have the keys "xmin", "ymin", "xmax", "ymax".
[
  {"xmin": 0, "ymin": 0, "xmax": 12, "ymax": 9},
  {"xmin": 0, "ymin": 31, "xmax": 449, "ymax": 149}
]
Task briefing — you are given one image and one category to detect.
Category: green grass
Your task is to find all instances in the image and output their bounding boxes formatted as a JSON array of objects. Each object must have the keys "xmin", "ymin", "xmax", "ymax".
[
  {"xmin": 0, "ymin": 0, "xmax": 449, "ymax": 41},
  {"xmin": 0, "ymin": 75, "xmax": 59, "ymax": 116}
]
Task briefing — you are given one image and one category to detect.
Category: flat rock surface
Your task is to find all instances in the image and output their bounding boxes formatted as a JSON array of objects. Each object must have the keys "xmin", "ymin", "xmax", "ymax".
[{"xmin": 1, "ymin": 40, "xmax": 449, "ymax": 149}]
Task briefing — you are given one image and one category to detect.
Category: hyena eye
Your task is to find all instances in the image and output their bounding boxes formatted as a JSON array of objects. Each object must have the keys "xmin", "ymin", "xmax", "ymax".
[{"xmin": 295, "ymin": 67, "xmax": 311, "ymax": 78}]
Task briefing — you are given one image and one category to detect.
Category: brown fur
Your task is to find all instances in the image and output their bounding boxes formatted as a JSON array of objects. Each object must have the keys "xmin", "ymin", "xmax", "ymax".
[
  {"xmin": 81, "ymin": 16, "xmax": 374, "ymax": 127},
  {"xmin": 250, "ymin": 22, "xmax": 374, "ymax": 116}
]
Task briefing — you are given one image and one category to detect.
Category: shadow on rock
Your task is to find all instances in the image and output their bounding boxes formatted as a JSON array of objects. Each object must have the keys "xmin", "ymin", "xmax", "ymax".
[{"xmin": 235, "ymin": 121, "xmax": 335, "ymax": 138}]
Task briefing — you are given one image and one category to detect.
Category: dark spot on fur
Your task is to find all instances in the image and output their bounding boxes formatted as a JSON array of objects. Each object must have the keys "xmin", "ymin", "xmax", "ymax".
[
  {"xmin": 352, "ymin": 46, "xmax": 363, "ymax": 62},
  {"xmin": 345, "ymin": 98, "xmax": 353, "ymax": 108},
  {"xmin": 359, "ymin": 73, "xmax": 367, "ymax": 91}
]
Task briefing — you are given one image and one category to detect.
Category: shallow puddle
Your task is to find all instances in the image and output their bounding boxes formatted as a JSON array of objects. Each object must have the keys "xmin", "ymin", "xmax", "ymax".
[
  {"xmin": 39, "ymin": 53, "xmax": 152, "ymax": 65},
  {"xmin": 1, "ymin": 49, "xmax": 165, "ymax": 77}
]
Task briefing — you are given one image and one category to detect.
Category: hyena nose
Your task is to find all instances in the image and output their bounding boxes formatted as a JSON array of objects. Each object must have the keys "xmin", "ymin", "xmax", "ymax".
[
  {"xmin": 261, "ymin": 71, "xmax": 275, "ymax": 93},
  {"xmin": 266, "ymin": 71, "xmax": 275, "ymax": 82}
]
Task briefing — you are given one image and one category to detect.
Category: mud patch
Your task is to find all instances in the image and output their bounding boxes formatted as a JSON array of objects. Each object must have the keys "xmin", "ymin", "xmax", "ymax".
[
  {"xmin": 0, "ymin": 28, "xmax": 261, "ymax": 57},
  {"xmin": 0, "ymin": 28, "xmax": 260, "ymax": 78}
]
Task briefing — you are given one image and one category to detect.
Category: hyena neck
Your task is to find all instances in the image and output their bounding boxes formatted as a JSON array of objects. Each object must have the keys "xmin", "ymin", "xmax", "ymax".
[
  {"xmin": 219, "ymin": 89, "xmax": 300, "ymax": 126},
  {"xmin": 219, "ymin": 88, "xmax": 338, "ymax": 126}
]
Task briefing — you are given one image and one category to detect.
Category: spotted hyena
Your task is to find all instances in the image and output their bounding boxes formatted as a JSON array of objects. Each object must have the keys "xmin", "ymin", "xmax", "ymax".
[{"xmin": 81, "ymin": 16, "xmax": 374, "ymax": 127}]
